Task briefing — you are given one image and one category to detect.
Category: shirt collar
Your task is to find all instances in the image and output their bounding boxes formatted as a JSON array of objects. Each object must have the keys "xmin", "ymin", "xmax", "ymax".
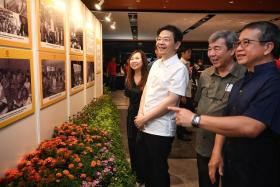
[
  {"xmin": 250, "ymin": 61, "xmax": 276, "ymax": 75},
  {"xmin": 160, "ymin": 54, "xmax": 179, "ymax": 67},
  {"xmin": 210, "ymin": 61, "xmax": 242, "ymax": 78},
  {"xmin": 180, "ymin": 57, "xmax": 188, "ymax": 65}
]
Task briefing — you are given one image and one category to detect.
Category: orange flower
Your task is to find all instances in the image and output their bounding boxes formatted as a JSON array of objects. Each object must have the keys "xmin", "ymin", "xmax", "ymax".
[
  {"xmin": 96, "ymin": 160, "xmax": 101, "ymax": 166},
  {"xmin": 68, "ymin": 163, "xmax": 74, "ymax": 169},
  {"xmin": 62, "ymin": 170, "xmax": 70, "ymax": 176},
  {"xmin": 78, "ymin": 162, "xmax": 83, "ymax": 168},
  {"xmin": 91, "ymin": 160, "xmax": 97, "ymax": 168},
  {"xmin": 56, "ymin": 173, "xmax": 62, "ymax": 178},
  {"xmin": 80, "ymin": 173, "xmax": 87, "ymax": 179}
]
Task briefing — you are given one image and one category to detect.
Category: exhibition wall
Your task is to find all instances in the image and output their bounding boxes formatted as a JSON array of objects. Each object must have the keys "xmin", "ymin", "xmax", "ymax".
[{"xmin": 0, "ymin": 0, "xmax": 103, "ymax": 175}]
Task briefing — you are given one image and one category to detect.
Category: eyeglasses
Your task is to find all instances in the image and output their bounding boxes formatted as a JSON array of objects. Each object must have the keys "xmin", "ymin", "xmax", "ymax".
[
  {"xmin": 156, "ymin": 37, "xmax": 172, "ymax": 43},
  {"xmin": 235, "ymin": 39, "xmax": 269, "ymax": 48}
]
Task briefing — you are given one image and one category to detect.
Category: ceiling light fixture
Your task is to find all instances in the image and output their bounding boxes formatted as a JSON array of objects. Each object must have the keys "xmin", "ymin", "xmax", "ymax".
[
  {"xmin": 105, "ymin": 13, "xmax": 112, "ymax": 22},
  {"xmin": 95, "ymin": 0, "xmax": 104, "ymax": 10},
  {"xmin": 110, "ymin": 21, "xmax": 116, "ymax": 30}
]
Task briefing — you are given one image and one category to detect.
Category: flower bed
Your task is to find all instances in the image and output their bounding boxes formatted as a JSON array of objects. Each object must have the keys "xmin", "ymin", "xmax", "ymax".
[{"xmin": 0, "ymin": 92, "xmax": 135, "ymax": 186}]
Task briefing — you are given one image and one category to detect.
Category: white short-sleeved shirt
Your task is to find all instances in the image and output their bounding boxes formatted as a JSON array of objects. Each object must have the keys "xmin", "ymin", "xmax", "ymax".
[{"xmin": 143, "ymin": 54, "xmax": 188, "ymax": 137}]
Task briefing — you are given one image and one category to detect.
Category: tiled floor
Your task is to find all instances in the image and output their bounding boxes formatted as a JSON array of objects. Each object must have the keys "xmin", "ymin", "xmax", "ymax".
[{"xmin": 111, "ymin": 90, "xmax": 199, "ymax": 187}]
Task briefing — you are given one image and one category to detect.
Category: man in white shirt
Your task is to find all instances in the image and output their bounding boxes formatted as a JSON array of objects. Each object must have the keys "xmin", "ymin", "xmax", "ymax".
[{"xmin": 135, "ymin": 25, "xmax": 188, "ymax": 187}]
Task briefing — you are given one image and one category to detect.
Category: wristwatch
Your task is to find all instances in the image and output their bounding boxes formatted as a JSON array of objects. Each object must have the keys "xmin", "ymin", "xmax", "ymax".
[{"xmin": 191, "ymin": 114, "xmax": 201, "ymax": 128}]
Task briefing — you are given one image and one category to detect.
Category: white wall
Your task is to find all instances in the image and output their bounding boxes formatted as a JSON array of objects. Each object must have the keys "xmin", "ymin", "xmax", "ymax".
[{"xmin": 0, "ymin": 0, "xmax": 103, "ymax": 176}]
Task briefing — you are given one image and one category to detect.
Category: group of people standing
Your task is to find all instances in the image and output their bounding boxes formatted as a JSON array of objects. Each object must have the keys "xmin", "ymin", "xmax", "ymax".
[{"xmin": 124, "ymin": 21, "xmax": 280, "ymax": 187}]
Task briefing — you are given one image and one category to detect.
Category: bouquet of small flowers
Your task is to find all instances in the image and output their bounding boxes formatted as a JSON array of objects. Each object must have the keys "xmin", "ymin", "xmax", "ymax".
[{"xmin": 0, "ymin": 123, "xmax": 116, "ymax": 187}]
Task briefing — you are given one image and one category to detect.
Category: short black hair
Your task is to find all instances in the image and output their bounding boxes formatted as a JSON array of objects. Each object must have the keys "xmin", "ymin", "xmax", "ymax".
[
  {"xmin": 179, "ymin": 46, "xmax": 192, "ymax": 54},
  {"xmin": 157, "ymin": 25, "xmax": 183, "ymax": 43},
  {"xmin": 240, "ymin": 21, "xmax": 280, "ymax": 58}
]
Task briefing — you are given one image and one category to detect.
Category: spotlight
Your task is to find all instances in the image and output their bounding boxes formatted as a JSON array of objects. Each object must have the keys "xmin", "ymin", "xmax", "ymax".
[
  {"xmin": 110, "ymin": 21, "xmax": 116, "ymax": 30},
  {"xmin": 105, "ymin": 13, "xmax": 112, "ymax": 22},
  {"xmin": 95, "ymin": 0, "xmax": 104, "ymax": 10}
]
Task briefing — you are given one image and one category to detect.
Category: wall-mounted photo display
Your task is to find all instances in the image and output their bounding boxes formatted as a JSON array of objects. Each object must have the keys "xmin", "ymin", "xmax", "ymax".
[
  {"xmin": 96, "ymin": 39, "xmax": 102, "ymax": 74},
  {"xmin": 0, "ymin": 0, "xmax": 32, "ymax": 48},
  {"xmin": 70, "ymin": 55, "xmax": 84, "ymax": 95},
  {"xmin": 39, "ymin": 52, "xmax": 66, "ymax": 109},
  {"xmin": 69, "ymin": 0, "xmax": 84, "ymax": 55},
  {"xmin": 37, "ymin": 0, "xmax": 66, "ymax": 52},
  {"xmin": 0, "ymin": 48, "xmax": 34, "ymax": 128},
  {"xmin": 86, "ymin": 56, "xmax": 94, "ymax": 88},
  {"xmin": 85, "ymin": 8, "xmax": 95, "ymax": 56}
]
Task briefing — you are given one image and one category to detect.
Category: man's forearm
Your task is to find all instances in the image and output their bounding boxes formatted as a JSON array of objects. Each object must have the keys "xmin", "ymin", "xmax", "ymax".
[
  {"xmin": 212, "ymin": 134, "xmax": 225, "ymax": 155},
  {"xmin": 200, "ymin": 115, "xmax": 266, "ymax": 137}
]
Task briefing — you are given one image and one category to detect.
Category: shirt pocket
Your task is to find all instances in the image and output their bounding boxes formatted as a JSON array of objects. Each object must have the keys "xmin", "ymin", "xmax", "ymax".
[{"xmin": 204, "ymin": 84, "xmax": 228, "ymax": 101}]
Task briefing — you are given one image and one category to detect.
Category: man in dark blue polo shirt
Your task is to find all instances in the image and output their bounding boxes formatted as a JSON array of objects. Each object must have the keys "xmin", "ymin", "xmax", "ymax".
[{"xmin": 169, "ymin": 21, "xmax": 280, "ymax": 187}]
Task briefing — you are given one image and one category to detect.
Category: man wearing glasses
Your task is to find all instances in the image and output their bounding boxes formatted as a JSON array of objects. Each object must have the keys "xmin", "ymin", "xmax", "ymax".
[
  {"xmin": 135, "ymin": 25, "xmax": 188, "ymax": 187},
  {"xmin": 193, "ymin": 30, "xmax": 245, "ymax": 187},
  {"xmin": 169, "ymin": 21, "xmax": 280, "ymax": 187}
]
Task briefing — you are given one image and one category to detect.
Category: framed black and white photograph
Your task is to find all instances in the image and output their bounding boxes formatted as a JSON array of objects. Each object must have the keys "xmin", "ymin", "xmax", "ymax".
[
  {"xmin": 85, "ymin": 8, "xmax": 94, "ymax": 56},
  {"xmin": 70, "ymin": 55, "xmax": 84, "ymax": 95},
  {"xmin": 86, "ymin": 57, "xmax": 94, "ymax": 88},
  {"xmin": 69, "ymin": 0, "xmax": 84, "ymax": 55},
  {"xmin": 37, "ymin": 0, "xmax": 65, "ymax": 52},
  {"xmin": 39, "ymin": 52, "xmax": 66, "ymax": 108},
  {"xmin": 0, "ymin": 48, "xmax": 34, "ymax": 128},
  {"xmin": 0, "ymin": 0, "xmax": 32, "ymax": 48}
]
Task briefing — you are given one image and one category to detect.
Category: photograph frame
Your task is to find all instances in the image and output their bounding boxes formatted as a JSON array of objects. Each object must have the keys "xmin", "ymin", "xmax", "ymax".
[
  {"xmin": 86, "ymin": 55, "xmax": 94, "ymax": 88},
  {"xmin": 95, "ymin": 38, "xmax": 102, "ymax": 74},
  {"xmin": 85, "ymin": 8, "xmax": 95, "ymax": 56},
  {"xmin": 0, "ymin": 0, "xmax": 32, "ymax": 49},
  {"xmin": 36, "ymin": 0, "xmax": 66, "ymax": 53},
  {"xmin": 69, "ymin": 0, "xmax": 84, "ymax": 55},
  {"xmin": 39, "ymin": 52, "xmax": 66, "ymax": 109},
  {"xmin": 70, "ymin": 55, "xmax": 84, "ymax": 95},
  {"xmin": 0, "ymin": 48, "xmax": 35, "ymax": 128}
]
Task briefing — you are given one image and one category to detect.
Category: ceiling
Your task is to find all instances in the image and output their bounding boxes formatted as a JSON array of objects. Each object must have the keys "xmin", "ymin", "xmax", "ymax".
[{"xmin": 82, "ymin": 0, "xmax": 280, "ymax": 42}]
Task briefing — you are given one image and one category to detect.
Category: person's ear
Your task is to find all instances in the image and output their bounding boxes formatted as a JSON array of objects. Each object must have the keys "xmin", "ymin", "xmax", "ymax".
[
  {"xmin": 175, "ymin": 42, "xmax": 181, "ymax": 50},
  {"xmin": 264, "ymin": 42, "xmax": 274, "ymax": 56}
]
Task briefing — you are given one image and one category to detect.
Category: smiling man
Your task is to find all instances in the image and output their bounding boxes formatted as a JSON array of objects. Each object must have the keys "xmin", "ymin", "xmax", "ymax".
[
  {"xmin": 169, "ymin": 21, "xmax": 280, "ymax": 187},
  {"xmin": 134, "ymin": 25, "xmax": 188, "ymax": 187},
  {"xmin": 194, "ymin": 30, "xmax": 245, "ymax": 187}
]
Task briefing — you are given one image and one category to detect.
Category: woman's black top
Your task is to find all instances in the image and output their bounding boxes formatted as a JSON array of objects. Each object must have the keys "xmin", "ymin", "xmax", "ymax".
[{"xmin": 124, "ymin": 82, "xmax": 142, "ymax": 138}]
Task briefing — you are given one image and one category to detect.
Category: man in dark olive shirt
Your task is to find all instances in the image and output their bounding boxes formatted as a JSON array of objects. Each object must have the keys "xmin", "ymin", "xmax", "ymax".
[
  {"xmin": 194, "ymin": 30, "xmax": 245, "ymax": 187},
  {"xmin": 169, "ymin": 21, "xmax": 280, "ymax": 187}
]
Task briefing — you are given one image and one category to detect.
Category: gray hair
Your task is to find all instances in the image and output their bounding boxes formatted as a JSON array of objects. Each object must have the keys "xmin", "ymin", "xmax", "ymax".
[{"xmin": 208, "ymin": 30, "xmax": 237, "ymax": 50}]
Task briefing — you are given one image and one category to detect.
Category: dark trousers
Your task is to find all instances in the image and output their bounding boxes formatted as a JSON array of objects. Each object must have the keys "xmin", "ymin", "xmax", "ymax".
[
  {"xmin": 108, "ymin": 75, "xmax": 116, "ymax": 90},
  {"xmin": 127, "ymin": 126, "xmax": 145, "ymax": 183},
  {"xmin": 138, "ymin": 132, "xmax": 174, "ymax": 187},
  {"xmin": 197, "ymin": 153, "xmax": 220, "ymax": 187}
]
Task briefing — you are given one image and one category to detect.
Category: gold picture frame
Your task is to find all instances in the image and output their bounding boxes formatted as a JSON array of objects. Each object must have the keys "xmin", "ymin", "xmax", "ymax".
[
  {"xmin": 0, "ymin": 0, "xmax": 32, "ymax": 49},
  {"xmin": 36, "ymin": 0, "xmax": 66, "ymax": 53},
  {"xmin": 0, "ymin": 48, "xmax": 35, "ymax": 128},
  {"xmin": 95, "ymin": 39, "xmax": 102, "ymax": 74},
  {"xmin": 39, "ymin": 52, "xmax": 66, "ymax": 109},
  {"xmin": 86, "ymin": 55, "xmax": 94, "ymax": 88},
  {"xmin": 70, "ymin": 55, "xmax": 84, "ymax": 95}
]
